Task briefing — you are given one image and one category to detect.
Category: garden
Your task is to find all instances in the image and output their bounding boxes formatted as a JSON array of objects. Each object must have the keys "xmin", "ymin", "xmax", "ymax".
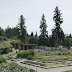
[{"xmin": 0, "ymin": 62, "xmax": 37, "ymax": 72}]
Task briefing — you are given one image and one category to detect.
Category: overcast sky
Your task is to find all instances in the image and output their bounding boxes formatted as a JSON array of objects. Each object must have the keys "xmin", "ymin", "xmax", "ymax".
[{"xmin": 0, "ymin": 0, "xmax": 72, "ymax": 35}]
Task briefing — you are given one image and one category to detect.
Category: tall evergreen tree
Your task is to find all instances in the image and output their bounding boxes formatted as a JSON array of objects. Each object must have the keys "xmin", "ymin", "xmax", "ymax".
[
  {"xmin": 69, "ymin": 34, "xmax": 72, "ymax": 38},
  {"xmin": 18, "ymin": 15, "xmax": 26, "ymax": 43},
  {"xmin": 52, "ymin": 6, "xmax": 65, "ymax": 47},
  {"xmin": 35, "ymin": 31, "xmax": 38, "ymax": 37},
  {"xmin": 31, "ymin": 32, "xmax": 34, "ymax": 36},
  {"xmin": 39, "ymin": 14, "xmax": 48, "ymax": 46}
]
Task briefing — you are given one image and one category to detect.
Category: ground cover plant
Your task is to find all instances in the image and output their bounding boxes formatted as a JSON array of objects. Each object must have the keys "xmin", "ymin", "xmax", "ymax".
[
  {"xmin": 0, "ymin": 62, "xmax": 28, "ymax": 72},
  {"xmin": 0, "ymin": 62, "xmax": 37, "ymax": 72}
]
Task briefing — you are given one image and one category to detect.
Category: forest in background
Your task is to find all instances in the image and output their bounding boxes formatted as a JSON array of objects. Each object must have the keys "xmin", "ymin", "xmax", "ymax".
[{"xmin": 0, "ymin": 6, "xmax": 72, "ymax": 48}]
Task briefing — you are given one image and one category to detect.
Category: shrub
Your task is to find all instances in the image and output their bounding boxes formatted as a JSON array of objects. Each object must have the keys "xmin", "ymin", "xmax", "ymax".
[
  {"xmin": 0, "ymin": 41, "xmax": 12, "ymax": 54},
  {"xmin": 29, "ymin": 49, "xmax": 35, "ymax": 56},
  {"xmin": 0, "ymin": 63, "xmax": 28, "ymax": 72},
  {"xmin": 27, "ymin": 55, "xmax": 33, "ymax": 60},
  {"xmin": 17, "ymin": 49, "xmax": 35, "ymax": 59},
  {"xmin": 0, "ymin": 56, "xmax": 6, "ymax": 63},
  {"xmin": 0, "ymin": 62, "xmax": 36, "ymax": 72},
  {"xmin": 0, "ymin": 48, "xmax": 11, "ymax": 54}
]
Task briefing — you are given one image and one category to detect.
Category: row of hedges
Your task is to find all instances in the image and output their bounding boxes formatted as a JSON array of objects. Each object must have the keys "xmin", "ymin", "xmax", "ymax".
[
  {"xmin": 17, "ymin": 49, "xmax": 35, "ymax": 60},
  {"xmin": 58, "ymin": 51, "xmax": 71, "ymax": 55}
]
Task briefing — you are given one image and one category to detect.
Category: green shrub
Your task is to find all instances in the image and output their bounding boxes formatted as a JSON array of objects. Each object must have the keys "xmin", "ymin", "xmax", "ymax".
[
  {"xmin": 17, "ymin": 49, "xmax": 35, "ymax": 59},
  {"xmin": 0, "ymin": 62, "xmax": 36, "ymax": 72},
  {"xmin": 0, "ymin": 47, "xmax": 11, "ymax": 54},
  {"xmin": 0, "ymin": 41, "xmax": 12, "ymax": 54},
  {"xmin": 0, "ymin": 63, "xmax": 28, "ymax": 72},
  {"xmin": 27, "ymin": 55, "xmax": 33, "ymax": 60},
  {"xmin": 0, "ymin": 56, "xmax": 6, "ymax": 63},
  {"xmin": 29, "ymin": 49, "xmax": 35, "ymax": 56}
]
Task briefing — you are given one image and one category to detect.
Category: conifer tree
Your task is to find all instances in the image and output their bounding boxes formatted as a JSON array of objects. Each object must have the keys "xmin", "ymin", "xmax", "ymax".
[
  {"xmin": 35, "ymin": 31, "xmax": 38, "ymax": 37},
  {"xmin": 39, "ymin": 14, "xmax": 48, "ymax": 46},
  {"xmin": 52, "ymin": 6, "xmax": 65, "ymax": 47},
  {"xmin": 18, "ymin": 15, "xmax": 26, "ymax": 43}
]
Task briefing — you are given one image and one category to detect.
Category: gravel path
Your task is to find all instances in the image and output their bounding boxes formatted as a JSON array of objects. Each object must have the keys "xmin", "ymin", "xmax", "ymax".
[{"xmin": 7, "ymin": 59, "xmax": 72, "ymax": 72}]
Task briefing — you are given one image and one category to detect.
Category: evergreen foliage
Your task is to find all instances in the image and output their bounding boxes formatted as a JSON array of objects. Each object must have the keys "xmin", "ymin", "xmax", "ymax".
[
  {"xmin": 31, "ymin": 32, "xmax": 34, "ymax": 36},
  {"xmin": 0, "ymin": 27, "xmax": 6, "ymax": 36},
  {"xmin": 18, "ymin": 15, "xmax": 26, "ymax": 43},
  {"xmin": 35, "ymin": 31, "xmax": 38, "ymax": 37},
  {"xmin": 52, "ymin": 6, "xmax": 65, "ymax": 47},
  {"xmin": 39, "ymin": 14, "xmax": 48, "ymax": 46}
]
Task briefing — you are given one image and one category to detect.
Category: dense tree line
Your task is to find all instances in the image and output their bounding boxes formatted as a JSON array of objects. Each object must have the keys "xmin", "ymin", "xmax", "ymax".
[{"xmin": 0, "ymin": 6, "xmax": 72, "ymax": 48}]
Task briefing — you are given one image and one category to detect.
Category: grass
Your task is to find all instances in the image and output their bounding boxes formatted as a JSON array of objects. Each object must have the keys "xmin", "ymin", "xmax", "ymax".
[{"xmin": 64, "ymin": 70, "xmax": 72, "ymax": 72}]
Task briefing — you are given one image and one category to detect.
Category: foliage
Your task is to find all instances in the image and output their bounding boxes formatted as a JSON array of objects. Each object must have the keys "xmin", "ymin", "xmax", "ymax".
[
  {"xmin": 39, "ymin": 14, "xmax": 48, "ymax": 46},
  {"xmin": 0, "ymin": 56, "xmax": 6, "ymax": 63},
  {"xmin": 58, "ymin": 50, "xmax": 72, "ymax": 55},
  {"xmin": 0, "ymin": 41, "xmax": 12, "ymax": 54},
  {"xmin": 18, "ymin": 15, "xmax": 26, "ymax": 43},
  {"xmin": 0, "ymin": 27, "xmax": 6, "ymax": 36},
  {"xmin": 30, "ymin": 32, "xmax": 34, "ymax": 36},
  {"xmin": 3, "ymin": 52, "xmax": 15, "ymax": 58},
  {"xmin": 27, "ymin": 55, "xmax": 33, "ymax": 60},
  {"xmin": 0, "ymin": 63, "xmax": 28, "ymax": 72},
  {"xmin": 5, "ymin": 26, "xmax": 19, "ymax": 38},
  {"xmin": 35, "ymin": 31, "xmax": 38, "ymax": 37},
  {"xmin": 29, "ymin": 36, "xmax": 39, "ymax": 44},
  {"xmin": 52, "ymin": 6, "xmax": 65, "ymax": 47},
  {"xmin": 17, "ymin": 49, "xmax": 35, "ymax": 59}
]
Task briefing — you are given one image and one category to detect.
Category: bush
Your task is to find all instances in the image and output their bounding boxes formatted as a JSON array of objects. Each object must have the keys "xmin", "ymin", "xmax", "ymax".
[
  {"xmin": 0, "ymin": 41, "xmax": 12, "ymax": 54},
  {"xmin": 0, "ymin": 63, "xmax": 28, "ymax": 72},
  {"xmin": 0, "ymin": 62, "xmax": 36, "ymax": 72},
  {"xmin": 17, "ymin": 49, "xmax": 35, "ymax": 59},
  {"xmin": 0, "ymin": 48, "xmax": 11, "ymax": 54},
  {"xmin": 29, "ymin": 49, "xmax": 35, "ymax": 56},
  {"xmin": 27, "ymin": 55, "xmax": 33, "ymax": 60},
  {"xmin": 0, "ymin": 56, "xmax": 6, "ymax": 63}
]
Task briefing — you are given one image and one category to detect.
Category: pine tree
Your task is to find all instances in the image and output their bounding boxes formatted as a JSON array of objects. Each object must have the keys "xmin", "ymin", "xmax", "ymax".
[
  {"xmin": 52, "ymin": 6, "xmax": 65, "ymax": 47},
  {"xmin": 18, "ymin": 15, "xmax": 26, "ymax": 43},
  {"xmin": 31, "ymin": 32, "xmax": 34, "ymax": 36},
  {"xmin": 39, "ymin": 14, "xmax": 48, "ymax": 46},
  {"xmin": 35, "ymin": 31, "xmax": 38, "ymax": 37}
]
